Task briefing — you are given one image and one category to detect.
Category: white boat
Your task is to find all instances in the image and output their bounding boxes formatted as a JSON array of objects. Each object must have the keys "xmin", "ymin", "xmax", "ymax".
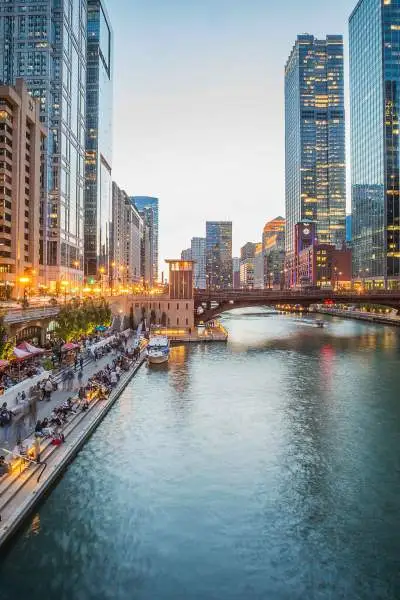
[{"xmin": 147, "ymin": 336, "xmax": 170, "ymax": 365}]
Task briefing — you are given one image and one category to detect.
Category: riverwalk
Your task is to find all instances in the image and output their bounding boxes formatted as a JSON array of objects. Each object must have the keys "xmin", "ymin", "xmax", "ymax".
[
  {"xmin": 0, "ymin": 346, "xmax": 146, "ymax": 551},
  {"xmin": 316, "ymin": 307, "xmax": 400, "ymax": 327}
]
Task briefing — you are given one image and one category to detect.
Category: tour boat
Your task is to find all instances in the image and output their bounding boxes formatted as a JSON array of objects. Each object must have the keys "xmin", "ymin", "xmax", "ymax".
[{"xmin": 147, "ymin": 336, "xmax": 170, "ymax": 365}]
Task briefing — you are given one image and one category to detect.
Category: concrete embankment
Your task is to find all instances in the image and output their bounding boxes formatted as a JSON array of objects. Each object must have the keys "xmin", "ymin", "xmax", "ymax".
[
  {"xmin": 0, "ymin": 356, "xmax": 146, "ymax": 552},
  {"xmin": 316, "ymin": 308, "xmax": 400, "ymax": 327}
]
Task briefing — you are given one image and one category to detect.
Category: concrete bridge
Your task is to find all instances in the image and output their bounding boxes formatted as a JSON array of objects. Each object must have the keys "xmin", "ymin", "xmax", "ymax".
[{"xmin": 194, "ymin": 289, "xmax": 400, "ymax": 322}]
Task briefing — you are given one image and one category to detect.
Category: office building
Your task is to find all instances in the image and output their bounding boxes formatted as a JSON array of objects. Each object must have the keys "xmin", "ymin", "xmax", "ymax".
[
  {"xmin": 240, "ymin": 242, "xmax": 256, "ymax": 261},
  {"xmin": 346, "ymin": 215, "xmax": 352, "ymax": 246},
  {"xmin": 181, "ymin": 248, "xmax": 192, "ymax": 261},
  {"xmin": 263, "ymin": 217, "xmax": 286, "ymax": 287},
  {"xmin": 0, "ymin": 0, "xmax": 88, "ymax": 288},
  {"xmin": 190, "ymin": 237, "xmax": 206, "ymax": 289},
  {"xmin": 285, "ymin": 35, "xmax": 346, "ymax": 257},
  {"xmin": 0, "ymin": 79, "xmax": 46, "ymax": 299},
  {"xmin": 206, "ymin": 221, "xmax": 232, "ymax": 289},
  {"xmin": 232, "ymin": 257, "xmax": 240, "ymax": 289},
  {"xmin": 350, "ymin": 0, "xmax": 400, "ymax": 288},
  {"xmin": 253, "ymin": 243, "xmax": 265, "ymax": 289},
  {"xmin": 132, "ymin": 196, "xmax": 159, "ymax": 283},
  {"xmin": 112, "ymin": 182, "xmax": 142, "ymax": 289},
  {"xmin": 85, "ymin": 0, "xmax": 113, "ymax": 278}
]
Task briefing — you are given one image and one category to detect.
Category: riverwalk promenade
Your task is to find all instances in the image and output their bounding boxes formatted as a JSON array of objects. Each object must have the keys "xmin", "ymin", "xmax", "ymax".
[{"xmin": 0, "ymin": 341, "xmax": 146, "ymax": 551}]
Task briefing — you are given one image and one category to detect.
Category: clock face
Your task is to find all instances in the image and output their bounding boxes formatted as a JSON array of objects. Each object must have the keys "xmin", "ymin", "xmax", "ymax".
[{"xmin": 303, "ymin": 228, "xmax": 310, "ymax": 236}]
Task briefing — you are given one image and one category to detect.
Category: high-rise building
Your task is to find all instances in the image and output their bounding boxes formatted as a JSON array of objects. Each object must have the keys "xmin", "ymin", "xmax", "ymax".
[
  {"xmin": 240, "ymin": 242, "xmax": 256, "ymax": 261},
  {"xmin": 232, "ymin": 257, "xmax": 240, "ymax": 289},
  {"xmin": 0, "ymin": 0, "xmax": 88, "ymax": 289},
  {"xmin": 349, "ymin": 0, "xmax": 400, "ymax": 288},
  {"xmin": 111, "ymin": 182, "xmax": 142, "ymax": 289},
  {"xmin": 191, "ymin": 237, "xmax": 206, "ymax": 289},
  {"xmin": 206, "ymin": 221, "xmax": 232, "ymax": 289},
  {"xmin": 0, "ymin": 79, "xmax": 46, "ymax": 299},
  {"xmin": 285, "ymin": 35, "xmax": 346, "ymax": 257},
  {"xmin": 181, "ymin": 248, "xmax": 192, "ymax": 261},
  {"xmin": 263, "ymin": 217, "xmax": 285, "ymax": 287},
  {"xmin": 131, "ymin": 196, "xmax": 159, "ymax": 283},
  {"xmin": 85, "ymin": 0, "xmax": 113, "ymax": 279}
]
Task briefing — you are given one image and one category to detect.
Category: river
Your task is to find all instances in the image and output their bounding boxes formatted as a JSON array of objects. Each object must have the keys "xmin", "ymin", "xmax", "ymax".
[{"xmin": 1, "ymin": 311, "xmax": 400, "ymax": 600}]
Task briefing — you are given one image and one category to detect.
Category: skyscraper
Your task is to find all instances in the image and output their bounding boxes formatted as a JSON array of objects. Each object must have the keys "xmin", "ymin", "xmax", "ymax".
[
  {"xmin": 263, "ymin": 217, "xmax": 285, "ymax": 286},
  {"xmin": 190, "ymin": 237, "xmax": 206, "ymax": 289},
  {"xmin": 349, "ymin": 0, "xmax": 400, "ymax": 288},
  {"xmin": 0, "ymin": 0, "xmax": 88, "ymax": 289},
  {"xmin": 206, "ymin": 221, "xmax": 232, "ymax": 289},
  {"xmin": 111, "ymin": 182, "xmax": 142, "ymax": 288},
  {"xmin": 132, "ymin": 197, "xmax": 159, "ymax": 283},
  {"xmin": 285, "ymin": 35, "xmax": 346, "ymax": 258},
  {"xmin": 85, "ymin": 0, "xmax": 113, "ymax": 278}
]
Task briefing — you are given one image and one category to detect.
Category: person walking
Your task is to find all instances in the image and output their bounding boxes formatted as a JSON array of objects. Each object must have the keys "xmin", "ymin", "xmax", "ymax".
[
  {"xmin": 0, "ymin": 402, "xmax": 13, "ymax": 445},
  {"xmin": 74, "ymin": 354, "xmax": 79, "ymax": 371},
  {"xmin": 44, "ymin": 378, "xmax": 53, "ymax": 402},
  {"xmin": 79, "ymin": 355, "xmax": 84, "ymax": 370}
]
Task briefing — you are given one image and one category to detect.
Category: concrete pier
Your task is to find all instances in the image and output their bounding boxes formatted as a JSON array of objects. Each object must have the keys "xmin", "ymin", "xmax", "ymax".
[{"xmin": 0, "ymin": 355, "xmax": 146, "ymax": 551}]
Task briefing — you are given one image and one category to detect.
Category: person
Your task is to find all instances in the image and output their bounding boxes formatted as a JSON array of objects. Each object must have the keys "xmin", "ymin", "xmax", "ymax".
[
  {"xmin": 74, "ymin": 354, "xmax": 79, "ymax": 371},
  {"xmin": 33, "ymin": 436, "xmax": 41, "ymax": 463},
  {"xmin": 44, "ymin": 378, "xmax": 53, "ymax": 401},
  {"xmin": 35, "ymin": 420, "xmax": 44, "ymax": 436},
  {"xmin": 0, "ymin": 455, "xmax": 10, "ymax": 477},
  {"xmin": 0, "ymin": 402, "xmax": 12, "ymax": 444},
  {"xmin": 77, "ymin": 369, "xmax": 83, "ymax": 387},
  {"xmin": 110, "ymin": 371, "xmax": 118, "ymax": 387},
  {"xmin": 79, "ymin": 355, "xmax": 83, "ymax": 370}
]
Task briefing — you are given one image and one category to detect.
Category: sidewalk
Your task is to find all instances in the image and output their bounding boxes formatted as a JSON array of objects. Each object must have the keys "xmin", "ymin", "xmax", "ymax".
[{"xmin": 1, "ymin": 342, "xmax": 134, "ymax": 451}]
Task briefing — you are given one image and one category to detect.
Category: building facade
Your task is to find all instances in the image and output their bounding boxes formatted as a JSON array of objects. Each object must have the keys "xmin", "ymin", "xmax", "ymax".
[
  {"xmin": 112, "ymin": 182, "xmax": 142, "ymax": 289},
  {"xmin": 0, "ymin": 0, "xmax": 88, "ymax": 289},
  {"xmin": 206, "ymin": 221, "xmax": 232, "ymax": 289},
  {"xmin": 132, "ymin": 196, "xmax": 159, "ymax": 283},
  {"xmin": 285, "ymin": 35, "xmax": 346, "ymax": 258},
  {"xmin": 232, "ymin": 257, "xmax": 240, "ymax": 289},
  {"xmin": 191, "ymin": 237, "xmax": 206, "ymax": 289},
  {"xmin": 263, "ymin": 217, "xmax": 285, "ymax": 287},
  {"xmin": 0, "ymin": 79, "xmax": 46, "ymax": 299},
  {"xmin": 350, "ymin": 0, "xmax": 400, "ymax": 288},
  {"xmin": 85, "ymin": 0, "xmax": 113, "ymax": 279},
  {"xmin": 181, "ymin": 248, "xmax": 192, "ymax": 261}
]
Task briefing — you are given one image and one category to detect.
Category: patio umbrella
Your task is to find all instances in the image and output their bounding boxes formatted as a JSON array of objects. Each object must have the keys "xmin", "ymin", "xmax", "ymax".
[
  {"xmin": 17, "ymin": 341, "xmax": 44, "ymax": 355},
  {"xmin": 61, "ymin": 342, "xmax": 80, "ymax": 352}
]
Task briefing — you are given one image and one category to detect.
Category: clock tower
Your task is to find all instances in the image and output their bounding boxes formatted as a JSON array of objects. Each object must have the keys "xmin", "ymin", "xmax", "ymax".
[{"xmin": 294, "ymin": 221, "xmax": 317, "ymax": 254}]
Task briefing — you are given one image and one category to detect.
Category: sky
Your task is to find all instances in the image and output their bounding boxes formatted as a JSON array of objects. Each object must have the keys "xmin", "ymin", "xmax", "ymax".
[{"xmin": 107, "ymin": 0, "xmax": 356, "ymax": 272}]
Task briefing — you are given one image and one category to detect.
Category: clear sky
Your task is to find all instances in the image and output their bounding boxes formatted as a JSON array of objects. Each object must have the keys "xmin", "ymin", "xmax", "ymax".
[{"xmin": 107, "ymin": 0, "xmax": 356, "ymax": 270}]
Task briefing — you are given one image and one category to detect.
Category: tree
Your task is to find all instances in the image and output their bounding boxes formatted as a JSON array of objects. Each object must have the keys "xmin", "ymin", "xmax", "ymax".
[{"xmin": 0, "ymin": 313, "xmax": 13, "ymax": 360}]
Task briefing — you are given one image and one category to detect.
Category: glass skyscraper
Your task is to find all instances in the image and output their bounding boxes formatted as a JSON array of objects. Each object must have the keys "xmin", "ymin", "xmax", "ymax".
[
  {"xmin": 285, "ymin": 35, "xmax": 346, "ymax": 257},
  {"xmin": 0, "ymin": 0, "xmax": 87, "ymax": 288},
  {"xmin": 132, "ymin": 197, "xmax": 159, "ymax": 283},
  {"xmin": 85, "ymin": 0, "xmax": 113, "ymax": 278},
  {"xmin": 350, "ymin": 0, "xmax": 400, "ymax": 287},
  {"xmin": 206, "ymin": 221, "xmax": 232, "ymax": 289}
]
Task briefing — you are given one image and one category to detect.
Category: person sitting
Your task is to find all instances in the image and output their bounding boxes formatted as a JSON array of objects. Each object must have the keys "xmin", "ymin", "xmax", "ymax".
[
  {"xmin": 35, "ymin": 420, "xmax": 44, "ymax": 437},
  {"xmin": 0, "ymin": 455, "xmax": 10, "ymax": 477}
]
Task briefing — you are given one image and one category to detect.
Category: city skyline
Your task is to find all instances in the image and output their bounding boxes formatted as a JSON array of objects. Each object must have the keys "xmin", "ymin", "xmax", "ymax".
[{"xmin": 108, "ymin": 0, "xmax": 356, "ymax": 267}]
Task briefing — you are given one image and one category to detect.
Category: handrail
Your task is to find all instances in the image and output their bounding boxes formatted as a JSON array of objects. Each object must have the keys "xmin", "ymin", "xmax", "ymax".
[{"xmin": 0, "ymin": 447, "xmax": 47, "ymax": 484}]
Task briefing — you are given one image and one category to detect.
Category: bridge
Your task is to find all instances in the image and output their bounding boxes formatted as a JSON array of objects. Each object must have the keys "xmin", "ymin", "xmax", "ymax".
[{"xmin": 194, "ymin": 289, "xmax": 400, "ymax": 322}]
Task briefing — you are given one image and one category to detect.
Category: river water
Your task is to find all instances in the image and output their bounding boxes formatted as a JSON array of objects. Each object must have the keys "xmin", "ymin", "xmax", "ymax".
[{"xmin": 1, "ymin": 312, "xmax": 400, "ymax": 600}]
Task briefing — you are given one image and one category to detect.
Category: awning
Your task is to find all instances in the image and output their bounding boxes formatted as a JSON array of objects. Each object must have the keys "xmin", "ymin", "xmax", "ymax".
[
  {"xmin": 61, "ymin": 342, "xmax": 80, "ymax": 352},
  {"xmin": 17, "ymin": 341, "xmax": 45, "ymax": 355},
  {"xmin": 12, "ymin": 348, "xmax": 32, "ymax": 360}
]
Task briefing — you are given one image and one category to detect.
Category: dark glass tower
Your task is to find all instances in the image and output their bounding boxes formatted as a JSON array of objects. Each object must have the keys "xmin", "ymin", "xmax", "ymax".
[
  {"xmin": 85, "ymin": 0, "xmax": 113, "ymax": 278},
  {"xmin": 132, "ymin": 197, "xmax": 159, "ymax": 283},
  {"xmin": 285, "ymin": 35, "xmax": 346, "ymax": 258},
  {"xmin": 350, "ymin": 0, "xmax": 400, "ymax": 287},
  {"xmin": 206, "ymin": 221, "xmax": 232, "ymax": 289}
]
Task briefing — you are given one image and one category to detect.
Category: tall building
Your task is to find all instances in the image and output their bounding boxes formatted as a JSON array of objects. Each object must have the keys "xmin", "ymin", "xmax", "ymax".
[
  {"xmin": 191, "ymin": 237, "xmax": 206, "ymax": 289},
  {"xmin": 232, "ymin": 257, "xmax": 240, "ymax": 289},
  {"xmin": 285, "ymin": 35, "xmax": 346, "ymax": 257},
  {"xmin": 240, "ymin": 242, "xmax": 256, "ymax": 260},
  {"xmin": 112, "ymin": 182, "xmax": 142, "ymax": 289},
  {"xmin": 85, "ymin": 0, "xmax": 113, "ymax": 278},
  {"xmin": 0, "ymin": 0, "xmax": 88, "ymax": 289},
  {"xmin": 206, "ymin": 221, "xmax": 232, "ymax": 289},
  {"xmin": 132, "ymin": 196, "xmax": 159, "ymax": 283},
  {"xmin": 349, "ymin": 0, "xmax": 400, "ymax": 288},
  {"xmin": 0, "ymin": 79, "xmax": 46, "ymax": 299},
  {"xmin": 263, "ymin": 217, "xmax": 285, "ymax": 287},
  {"xmin": 181, "ymin": 248, "xmax": 192, "ymax": 261}
]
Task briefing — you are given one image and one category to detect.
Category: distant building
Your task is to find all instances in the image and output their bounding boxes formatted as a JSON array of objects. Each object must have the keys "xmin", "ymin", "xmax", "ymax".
[
  {"xmin": 240, "ymin": 261, "xmax": 255, "ymax": 289},
  {"xmin": 240, "ymin": 242, "xmax": 256, "ymax": 261},
  {"xmin": 263, "ymin": 217, "xmax": 285, "ymax": 287},
  {"xmin": 0, "ymin": 80, "xmax": 46, "ymax": 299},
  {"xmin": 253, "ymin": 244, "xmax": 265, "ymax": 289},
  {"xmin": 191, "ymin": 237, "xmax": 206, "ymax": 289},
  {"xmin": 285, "ymin": 35, "xmax": 346, "ymax": 257},
  {"xmin": 206, "ymin": 222, "xmax": 232, "ymax": 289},
  {"xmin": 232, "ymin": 257, "xmax": 240, "ymax": 289},
  {"xmin": 132, "ymin": 197, "xmax": 159, "ymax": 283},
  {"xmin": 85, "ymin": 0, "xmax": 114, "ymax": 279},
  {"xmin": 112, "ymin": 183, "xmax": 142, "ymax": 288},
  {"xmin": 346, "ymin": 215, "xmax": 352, "ymax": 246},
  {"xmin": 181, "ymin": 248, "xmax": 192, "ymax": 261},
  {"xmin": 287, "ymin": 221, "xmax": 351, "ymax": 288}
]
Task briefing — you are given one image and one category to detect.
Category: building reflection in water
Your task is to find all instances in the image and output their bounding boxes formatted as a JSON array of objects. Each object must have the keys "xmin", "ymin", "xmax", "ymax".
[{"xmin": 169, "ymin": 344, "xmax": 190, "ymax": 394}]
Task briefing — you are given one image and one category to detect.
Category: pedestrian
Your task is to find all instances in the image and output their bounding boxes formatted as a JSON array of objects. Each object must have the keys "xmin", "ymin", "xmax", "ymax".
[
  {"xmin": 79, "ymin": 355, "xmax": 83, "ymax": 370},
  {"xmin": 0, "ymin": 402, "xmax": 13, "ymax": 445},
  {"xmin": 77, "ymin": 369, "xmax": 83, "ymax": 387},
  {"xmin": 44, "ymin": 378, "xmax": 53, "ymax": 401},
  {"xmin": 74, "ymin": 354, "xmax": 79, "ymax": 371},
  {"xmin": 33, "ymin": 436, "xmax": 41, "ymax": 463},
  {"xmin": 68, "ymin": 369, "xmax": 74, "ymax": 391}
]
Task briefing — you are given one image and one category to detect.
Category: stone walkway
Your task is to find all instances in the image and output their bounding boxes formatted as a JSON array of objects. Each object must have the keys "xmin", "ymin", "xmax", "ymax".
[{"xmin": 0, "ymin": 341, "xmax": 135, "ymax": 451}]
